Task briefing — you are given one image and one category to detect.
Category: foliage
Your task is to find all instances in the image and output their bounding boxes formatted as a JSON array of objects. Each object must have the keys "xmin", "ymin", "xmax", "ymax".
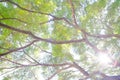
[{"xmin": 0, "ymin": 0, "xmax": 120, "ymax": 80}]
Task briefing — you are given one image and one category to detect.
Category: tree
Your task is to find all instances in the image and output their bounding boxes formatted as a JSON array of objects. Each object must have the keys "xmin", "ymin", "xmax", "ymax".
[{"xmin": 0, "ymin": 0, "xmax": 120, "ymax": 80}]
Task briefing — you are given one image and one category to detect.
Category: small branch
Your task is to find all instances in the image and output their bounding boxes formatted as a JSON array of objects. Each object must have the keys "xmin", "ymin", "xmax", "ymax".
[
  {"xmin": 33, "ymin": 44, "xmax": 52, "ymax": 54},
  {"xmin": 47, "ymin": 65, "xmax": 72, "ymax": 80},
  {"xmin": 68, "ymin": 0, "xmax": 90, "ymax": 37},
  {"xmin": 69, "ymin": 0, "xmax": 78, "ymax": 27},
  {"xmin": 0, "ymin": 40, "xmax": 38, "ymax": 57},
  {"xmin": 23, "ymin": 50, "xmax": 40, "ymax": 64},
  {"xmin": 0, "ymin": 46, "xmax": 9, "ymax": 50},
  {"xmin": 0, "ymin": 17, "xmax": 70, "ymax": 26},
  {"xmin": 40, "ymin": 17, "xmax": 74, "ymax": 28},
  {"xmin": 88, "ymin": 33, "xmax": 120, "ymax": 38},
  {"xmin": 6, "ymin": 0, "xmax": 55, "ymax": 18},
  {"xmin": 0, "ymin": 68, "xmax": 18, "ymax": 77},
  {"xmin": 0, "ymin": 57, "xmax": 25, "ymax": 66},
  {"xmin": 30, "ymin": 70, "xmax": 38, "ymax": 80},
  {"xmin": 0, "ymin": 66, "xmax": 20, "ymax": 70},
  {"xmin": 39, "ymin": 17, "xmax": 65, "ymax": 25},
  {"xmin": 36, "ymin": 62, "xmax": 71, "ymax": 67},
  {"xmin": 0, "ymin": 18, "xmax": 28, "ymax": 24},
  {"xmin": 23, "ymin": 57, "xmax": 33, "ymax": 63},
  {"xmin": 1, "ymin": 1, "xmax": 74, "ymax": 27},
  {"xmin": 0, "ymin": 14, "xmax": 71, "ymax": 26},
  {"xmin": 0, "ymin": 62, "xmax": 72, "ymax": 70}
]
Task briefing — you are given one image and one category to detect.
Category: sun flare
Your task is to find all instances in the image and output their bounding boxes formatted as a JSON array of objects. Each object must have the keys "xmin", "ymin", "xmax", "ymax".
[{"xmin": 97, "ymin": 53, "xmax": 112, "ymax": 65}]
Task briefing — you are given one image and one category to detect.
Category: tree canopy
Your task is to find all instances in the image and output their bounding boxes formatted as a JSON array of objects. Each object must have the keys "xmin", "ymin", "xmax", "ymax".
[{"xmin": 0, "ymin": 0, "xmax": 120, "ymax": 80}]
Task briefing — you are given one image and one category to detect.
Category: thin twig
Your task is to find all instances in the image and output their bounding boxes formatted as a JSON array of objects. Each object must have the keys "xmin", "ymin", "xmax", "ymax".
[
  {"xmin": 69, "ymin": 0, "xmax": 78, "ymax": 27},
  {"xmin": 23, "ymin": 50, "xmax": 40, "ymax": 64},
  {"xmin": 0, "ymin": 18, "xmax": 28, "ymax": 24},
  {"xmin": 0, "ymin": 57, "xmax": 25, "ymax": 66},
  {"xmin": 47, "ymin": 65, "xmax": 72, "ymax": 80}
]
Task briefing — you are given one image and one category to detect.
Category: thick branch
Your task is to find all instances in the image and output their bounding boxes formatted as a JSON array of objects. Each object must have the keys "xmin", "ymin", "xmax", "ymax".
[
  {"xmin": 73, "ymin": 62, "xmax": 89, "ymax": 77},
  {"xmin": 83, "ymin": 33, "xmax": 100, "ymax": 53},
  {"xmin": 0, "ymin": 22, "xmax": 85, "ymax": 44},
  {"xmin": 84, "ymin": 38, "xmax": 99, "ymax": 52},
  {"xmin": 79, "ymin": 71, "xmax": 107, "ymax": 80}
]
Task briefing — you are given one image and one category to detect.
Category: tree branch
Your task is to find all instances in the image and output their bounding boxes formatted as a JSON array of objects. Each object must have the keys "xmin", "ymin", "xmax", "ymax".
[
  {"xmin": 0, "ymin": 62, "xmax": 72, "ymax": 70},
  {"xmin": 0, "ymin": 40, "xmax": 38, "ymax": 57},
  {"xmin": 30, "ymin": 70, "xmax": 38, "ymax": 80},
  {"xmin": 84, "ymin": 38, "xmax": 99, "ymax": 52},
  {"xmin": 73, "ymin": 62, "xmax": 89, "ymax": 77},
  {"xmin": 33, "ymin": 44, "xmax": 52, "ymax": 54},
  {"xmin": 0, "ymin": 0, "xmax": 8, "ymax": 2},
  {"xmin": 0, "ymin": 57, "xmax": 25, "ymax": 66},
  {"xmin": 23, "ymin": 50, "xmax": 40, "ymax": 64},
  {"xmin": 68, "ymin": 0, "xmax": 91, "ymax": 37},
  {"xmin": 79, "ymin": 71, "xmax": 107, "ymax": 80},
  {"xmin": 0, "ymin": 18, "xmax": 28, "ymax": 24},
  {"xmin": 69, "ymin": 0, "xmax": 78, "ymax": 27},
  {"xmin": 0, "ymin": 46, "xmax": 9, "ymax": 50},
  {"xmin": 0, "ymin": 22, "xmax": 85, "ymax": 44},
  {"xmin": 88, "ymin": 33, "xmax": 120, "ymax": 38},
  {"xmin": 6, "ymin": 0, "xmax": 55, "ymax": 17},
  {"xmin": 47, "ymin": 65, "xmax": 72, "ymax": 80}
]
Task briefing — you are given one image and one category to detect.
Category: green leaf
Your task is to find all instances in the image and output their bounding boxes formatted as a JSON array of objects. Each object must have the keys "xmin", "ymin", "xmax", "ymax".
[
  {"xmin": 3, "ymin": 77, "xmax": 9, "ymax": 80},
  {"xmin": 52, "ymin": 45, "xmax": 63, "ymax": 57}
]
